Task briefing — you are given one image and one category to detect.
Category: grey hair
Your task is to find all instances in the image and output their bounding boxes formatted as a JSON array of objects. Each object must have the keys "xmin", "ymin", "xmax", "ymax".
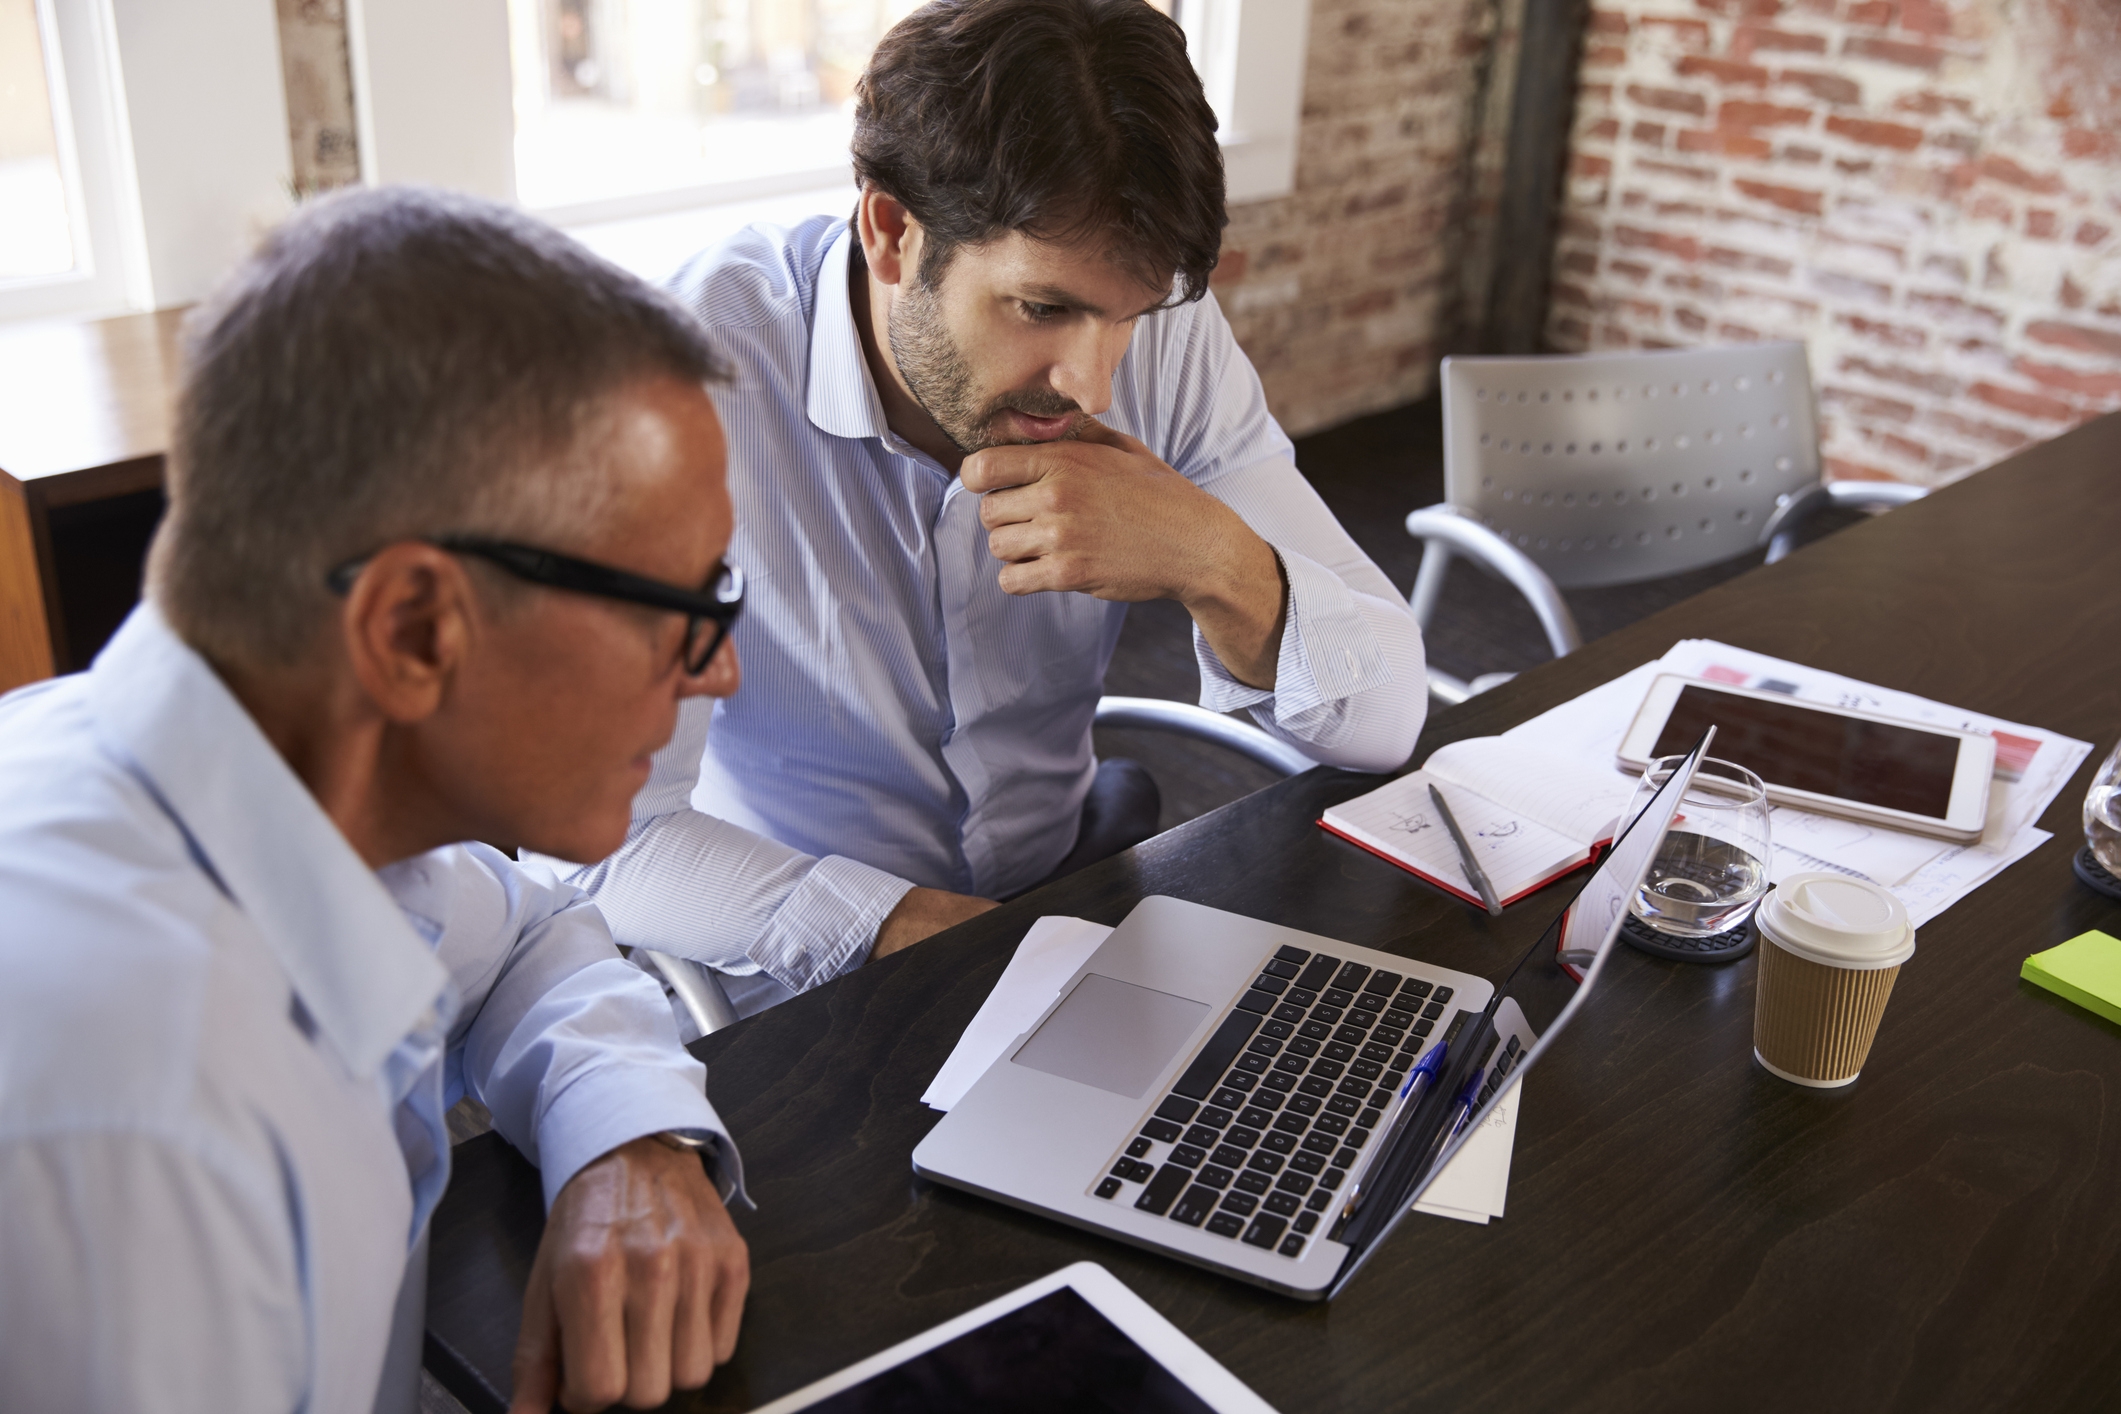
[{"xmin": 147, "ymin": 184, "xmax": 728, "ymax": 667}]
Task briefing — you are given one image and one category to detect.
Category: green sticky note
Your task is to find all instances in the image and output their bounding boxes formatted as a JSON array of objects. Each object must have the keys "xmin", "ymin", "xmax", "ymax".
[{"xmin": 2023, "ymin": 930, "xmax": 2121, "ymax": 1028}]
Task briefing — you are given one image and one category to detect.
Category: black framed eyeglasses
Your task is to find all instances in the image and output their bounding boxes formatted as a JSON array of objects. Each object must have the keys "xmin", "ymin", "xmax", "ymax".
[{"xmin": 327, "ymin": 535, "xmax": 744, "ymax": 675}]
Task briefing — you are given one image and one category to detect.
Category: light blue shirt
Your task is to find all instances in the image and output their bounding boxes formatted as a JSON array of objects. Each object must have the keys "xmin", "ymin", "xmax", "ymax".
[
  {"xmin": 551, "ymin": 217, "xmax": 1426, "ymax": 1006},
  {"xmin": 0, "ymin": 607, "xmax": 744, "ymax": 1414}
]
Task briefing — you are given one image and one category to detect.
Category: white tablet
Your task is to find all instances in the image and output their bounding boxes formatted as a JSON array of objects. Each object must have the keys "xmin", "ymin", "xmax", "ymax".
[
  {"xmin": 1617, "ymin": 674, "xmax": 1994, "ymax": 842},
  {"xmin": 748, "ymin": 1262, "xmax": 1280, "ymax": 1414}
]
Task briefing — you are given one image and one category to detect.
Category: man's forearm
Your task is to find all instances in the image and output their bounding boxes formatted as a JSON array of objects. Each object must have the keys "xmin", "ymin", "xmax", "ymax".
[
  {"xmin": 1180, "ymin": 532, "xmax": 1288, "ymax": 690},
  {"xmin": 873, "ymin": 886, "xmax": 999, "ymax": 958}
]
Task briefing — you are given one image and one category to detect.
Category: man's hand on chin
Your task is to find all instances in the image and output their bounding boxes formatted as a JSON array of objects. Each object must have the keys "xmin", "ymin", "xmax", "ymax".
[
  {"xmin": 963, "ymin": 420, "xmax": 1287, "ymax": 687},
  {"xmin": 509, "ymin": 1135, "xmax": 749, "ymax": 1412}
]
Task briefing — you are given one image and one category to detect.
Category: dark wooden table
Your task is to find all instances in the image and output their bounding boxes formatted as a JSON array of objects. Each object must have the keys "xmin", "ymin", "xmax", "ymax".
[
  {"xmin": 427, "ymin": 412, "xmax": 2121, "ymax": 1413},
  {"xmin": 0, "ymin": 307, "xmax": 183, "ymax": 693}
]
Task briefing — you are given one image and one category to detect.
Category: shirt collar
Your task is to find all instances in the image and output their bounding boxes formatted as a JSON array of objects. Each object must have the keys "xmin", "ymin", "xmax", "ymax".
[
  {"xmin": 88, "ymin": 604, "xmax": 450, "ymax": 1081},
  {"xmin": 805, "ymin": 225, "xmax": 893, "ymax": 442}
]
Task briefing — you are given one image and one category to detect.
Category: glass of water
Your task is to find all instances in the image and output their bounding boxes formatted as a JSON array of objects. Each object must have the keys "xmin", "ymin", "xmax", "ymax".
[
  {"xmin": 1625, "ymin": 755, "xmax": 1773, "ymax": 938},
  {"xmin": 2086, "ymin": 739, "xmax": 2121, "ymax": 874}
]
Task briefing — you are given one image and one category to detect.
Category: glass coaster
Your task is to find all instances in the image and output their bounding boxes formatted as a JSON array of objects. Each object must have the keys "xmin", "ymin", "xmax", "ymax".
[
  {"xmin": 2074, "ymin": 846, "xmax": 2121, "ymax": 901},
  {"xmin": 1620, "ymin": 910, "xmax": 1756, "ymax": 963}
]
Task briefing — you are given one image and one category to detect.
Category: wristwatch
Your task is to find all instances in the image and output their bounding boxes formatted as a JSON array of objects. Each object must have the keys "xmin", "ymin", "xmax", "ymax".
[{"xmin": 652, "ymin": 1128, "xmax": 726, "ymax": 1193}]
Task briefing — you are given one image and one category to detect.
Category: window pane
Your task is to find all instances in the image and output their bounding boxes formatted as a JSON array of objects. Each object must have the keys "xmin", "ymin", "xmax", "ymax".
[
  {"xmin": 0, "ymin": 0, "xmax": 75, "ymax": 279},
  {"xmin": 509, "ymin": 0, "xmax": 925, "ymax": 212}
]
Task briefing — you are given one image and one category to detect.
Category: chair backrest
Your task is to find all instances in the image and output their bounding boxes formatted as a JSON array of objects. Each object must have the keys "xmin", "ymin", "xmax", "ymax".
[{"xmin": 1440, "ymin": 343, "xmax": 1821, "ymax": 588}]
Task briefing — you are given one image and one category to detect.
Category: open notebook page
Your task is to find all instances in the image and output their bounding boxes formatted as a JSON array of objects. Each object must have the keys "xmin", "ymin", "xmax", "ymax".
[{"xmin": 1424, "ymin": 738, "xmax": 1636, "ymax": 842}]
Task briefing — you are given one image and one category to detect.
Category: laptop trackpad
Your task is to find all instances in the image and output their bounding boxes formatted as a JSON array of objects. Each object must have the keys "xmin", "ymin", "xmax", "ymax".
[{"xmin": 1010, "ymin": 974, "xmax": 1211, "ymax": 1101}]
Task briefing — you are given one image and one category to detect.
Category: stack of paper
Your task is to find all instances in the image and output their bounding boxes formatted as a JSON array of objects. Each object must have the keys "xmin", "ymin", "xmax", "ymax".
[
  {"xmin": 925, "ymin": 917, "xmax": 1518, "ymax": 1225},
  {"xmin": 1500, "ymin": 639, "xmax": 2093, "ymax": 928}
]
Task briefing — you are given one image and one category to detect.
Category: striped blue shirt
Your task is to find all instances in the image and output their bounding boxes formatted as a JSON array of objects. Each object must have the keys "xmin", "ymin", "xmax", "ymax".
[{"xmin": 552, "ymin": 217, "xmax": 1426, "ymax": 1007}]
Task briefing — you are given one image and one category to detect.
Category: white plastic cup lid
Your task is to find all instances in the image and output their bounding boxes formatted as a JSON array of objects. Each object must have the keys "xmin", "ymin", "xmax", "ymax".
[{"xmin": 1756, "ymin": 872, "xmax": 1915, "ymax": 971}]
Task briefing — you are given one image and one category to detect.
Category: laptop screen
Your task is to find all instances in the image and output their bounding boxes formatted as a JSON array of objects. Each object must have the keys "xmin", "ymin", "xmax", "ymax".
[{"xmin": 1327, "ymin": 729, "xmax": 1714, "ymax": 1289}]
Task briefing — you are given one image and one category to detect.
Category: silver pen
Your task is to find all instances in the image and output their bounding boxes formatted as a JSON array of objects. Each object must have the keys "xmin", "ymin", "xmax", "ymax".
[{"xmin": 1430, "ymin": 783, "xmax": 1503, "ymax": 916}]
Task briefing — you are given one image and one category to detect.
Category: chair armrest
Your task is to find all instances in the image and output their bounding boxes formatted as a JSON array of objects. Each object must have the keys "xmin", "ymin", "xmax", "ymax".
[
  {"xmin": 1093, "ymin": 696, "xmax": 1315, "ymax": 777},
  {"xmin": 640, "ymin": 949, "xmax": 743, "ymax": 1036},
  {"xmin": 1762, "ymin": 480, "xmax": 1928, "ymax": 564},
  {"xmin": 1402, "ymin": 505, "xmax": 1583, "ymax": 661}
]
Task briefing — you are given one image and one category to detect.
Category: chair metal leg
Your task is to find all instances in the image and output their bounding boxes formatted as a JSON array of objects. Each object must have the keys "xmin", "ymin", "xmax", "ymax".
[{"xmin": 641, "ymin": 949, "xmax": 742, "ymax": 1036}]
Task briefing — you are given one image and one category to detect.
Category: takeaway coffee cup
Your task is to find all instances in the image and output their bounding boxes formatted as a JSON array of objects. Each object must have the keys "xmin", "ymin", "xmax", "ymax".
[{"xmin": 1752, "ymin": 872, "xmax": 1916, "ymax": 1088}]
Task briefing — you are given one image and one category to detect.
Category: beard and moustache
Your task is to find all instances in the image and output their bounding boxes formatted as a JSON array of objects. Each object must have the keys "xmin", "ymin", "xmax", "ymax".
[{"xmin": 888, "ymin": 272, "xmax": 1085, "ymax": 455}]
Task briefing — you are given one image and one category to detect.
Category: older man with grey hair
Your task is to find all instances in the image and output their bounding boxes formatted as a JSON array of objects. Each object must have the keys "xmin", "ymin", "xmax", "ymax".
[{"xmin": 0, "ymin": 188, "xmax": 752, "ymax": 1413}]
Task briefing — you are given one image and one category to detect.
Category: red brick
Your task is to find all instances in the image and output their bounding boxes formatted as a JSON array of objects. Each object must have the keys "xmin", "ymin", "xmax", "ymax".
[
  {"xmin": 1706, "ymin": 245, "xmax": 1795, "ymax": 277},
  {"xmin": 1674, "ymin": 305, "xmax": 1710, "ymax": 333},
  {"xmin": 1867, "ymin": 431, "xmax": 1935, "ymax": 464},
  {"xmin": 1838, "ymin": 355, "xmax": 1961, "ymax": 396},
  {"xmin": 1896, "ymin": 0, "xmax": 1953, "ymax": 35},
  {"xmin": 1721, "ymin": 99, "xmax": 1812, "ymax": 129},
  {"xmin": 1971, "ymin": 382, "xmax": 2075, "ymax": 423},
  {"xmin": 1585, "ymin": 44, "xmax": 1629, "ymax": 67},
  {"xmin": 1845, "ymin": 0, "xmax": 1894, "ymax": 25},
  {"xmin": 1632, "ymin": 121, "xmax": 1668, "ymax": 148},
  {"xmin": 2026, "ymin": 319, "xmax": 2121, "ymax": 358},
  {"xmin": 1587, "ymin": 118, "xmax": 1622, "ymax": 142},
  {"xmin": 1832, "ymin": 311, "xmax": 1934, "ymax": 347},
  {"xmin": 1662, "ymin": 271, "xmax": 1726, "ymax": 297},
  {"xmin": 1811, "ymin": 269, "xmax": 1893, "ymax": 304},
  {"xmin": 1717, "ymin": 322, "xmax": 1765, "ymax": 341},
  {"xmin": 1677, "ymin": 56, "xmax": 1771, "ymax": 86},
  {"xmin": 2062, "ymin": 275, "xmax": 2086, "ymax": 310},
  {"xmin": 1342, "ymin": 288, "xmax": 1398, "ymax": 318},
  {"xmin": 1822, "ymin": 384, "xmax": 1917, "ymax": 421},
  {"xmin": 1693, "ymin": 0, "xmax": 1785, "ymax": 19},
  {"xmin": 1923, "ymin": 409, "xmax": 2030, "ymax": 450},
  {"xmin": 2063, "ymin": 128, "xmax": 2116, "ymax": 160},
  {"xmin": 1653, "ymin": 200, "xmax": 1709, "ymax": 220},
  {"xmin": 1966, "ymin": 192, "xmax": 2013, "ymax": 224},
  {"xmin": 1628, "ymin": 84, "xmax": 1709, "ymax": 117},
  {"xmin": 1679, "ymin": 128, "xmax": 1773, "ymax": 159},
  {"xmin": 1560, "ymin": 249, "xmax": 1600, "ymax": 275},
  {"xmin": 2025, "ymin": 209, "xmax": 2060, "ymax": 240},
  {"xmin": 1734, "ymin": 178, "xmax": 1824, "ymax": 215},
  {"xmin": 1552, "ymin": 315, "xmax": 1593, "ymax": 344},
  {"xmin": 1824, "ymin": 454, "xmax": 1911, "ymax": 481},
  {"xmin": 1615, "ymin": 225, "xmax": 1704, "ymax": 261},
  {"xmin": 2015, "ymin": 357, "xmax": 2121, "ymax": 401},
  {"xmin": 1643, "ymin": 16, "xmax": 1714, "ymax": 47},
  {"xmin": 1909, "ymin": 291, "xmax": 2006, "ymax": 329},
  {"xmin": 1973, "ymin": 154, "xmax": 2065, "ymax": 195},
  {"xmin": 1778, "ymin": 70, "xmax": 1861, "ymax": 105},
  {"xmin": 1211, "ymin": 248, "xmax": 1249, "ymax": 285},
  {"xmin": 1926, "ymin": 129, "xmax": 1980, "ymax": 154},
  {"xmin": 1572, "ymin": 153, "xmax": 1614, "ymax": 178},
  {"xmin": 1640, "ymin": 159, "xmax": 1720, "ymax": 184},
  {"xmin": 1611, "ymin": 259, "xmax": 1654, "ymax": 283},
  {"xmin": 2077, "ymin": 221, "xmax": 2112, "ymax": 247},
  {"xmin": 1559, "ymin": 213, "xmax": 1603, "ymax": 241},
  {"xmin": 1844, "ymin": 35, "xmax": 1945, "ymax": 69},
  {"xmin": 1893, "ymin": 90, "xmax": 1972, "ymax": 117},
  {"xmin": 1824, "ymin": 115, "xmax": 1923, "ymax": 150},
  {"xmin": 1731, "ymin": 24, "xmax": 1829, "ymax": 56},
  {"xmin": 1782, "ymin": 145, "xmax": 1825, "ymax": 164},
  {"xmin": 1589, "ymin": 9, "xmax": 1631, "ymax": 34}
]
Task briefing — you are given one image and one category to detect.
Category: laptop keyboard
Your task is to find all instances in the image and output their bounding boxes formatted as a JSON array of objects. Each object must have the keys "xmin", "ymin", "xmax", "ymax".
[{"xmin": 1091, "ymin": 944, "xmax": 1455, "ymax": 1261}]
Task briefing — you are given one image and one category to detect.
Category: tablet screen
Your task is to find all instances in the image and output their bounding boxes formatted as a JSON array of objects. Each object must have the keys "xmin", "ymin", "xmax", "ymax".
[
  {"xmin": 800, "ymin": 1287, "xmax": 1214, "ymax": 1414},
  {"xmin": 1649, "ymin": 684, "xmax": 1959, "ymax": 818}
]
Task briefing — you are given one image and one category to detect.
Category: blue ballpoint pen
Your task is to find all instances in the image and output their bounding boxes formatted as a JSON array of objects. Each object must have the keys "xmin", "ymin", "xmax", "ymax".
[
  {"xmin": 1411, "ymin": 1063, "xmax": 1489, "ymax": 1187},
  {"xmin": 1340, "ymin": 1041, "xmax": 1449, "ymax": 1219}
]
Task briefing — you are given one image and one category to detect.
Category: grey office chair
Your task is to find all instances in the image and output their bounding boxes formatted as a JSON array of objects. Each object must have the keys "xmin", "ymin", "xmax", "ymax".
[
  {"xmin": 1407, "ymin": 342, "xmax": 1925, "ymax": 703},
  {"xmin": 641, "ymin": 697, "xmax": 1313, "ymax": 1037}
]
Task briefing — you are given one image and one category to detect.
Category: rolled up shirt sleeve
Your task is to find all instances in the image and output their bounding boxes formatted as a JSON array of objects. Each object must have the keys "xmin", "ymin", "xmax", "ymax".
[
  {"xmin": 1192, "ymin": 452, "xmax": 1428, "ymax": 773},
  {"xmin": 414, "ymin": 844, "xmax": 756, "ymax": 1210},
  {"xmin": 526, "ymin": 698, "xmax": 916, "ymax": 996}
]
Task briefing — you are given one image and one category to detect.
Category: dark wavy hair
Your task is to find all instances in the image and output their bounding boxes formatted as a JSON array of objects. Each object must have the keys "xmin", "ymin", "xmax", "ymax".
[{"xmin": 852, "ymin": 0, "xmax": 1226, "ymax": 305}]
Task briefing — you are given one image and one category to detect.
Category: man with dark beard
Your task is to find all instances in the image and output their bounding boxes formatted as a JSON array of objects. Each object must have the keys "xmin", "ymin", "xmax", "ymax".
[{"xmin": 540, "ymin": 0, "xmax": 1428, "ymax": 1016}]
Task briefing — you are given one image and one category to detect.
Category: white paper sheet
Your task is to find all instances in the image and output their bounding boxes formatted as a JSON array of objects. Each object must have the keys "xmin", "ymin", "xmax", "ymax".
[
  {"xmin": 1412, "ymin": 1081, "xmax": 1520, "ymax": 1225},
  {"xmin": 921, "ymin": 916, "xmax": 1114, "ymax": 1111}
]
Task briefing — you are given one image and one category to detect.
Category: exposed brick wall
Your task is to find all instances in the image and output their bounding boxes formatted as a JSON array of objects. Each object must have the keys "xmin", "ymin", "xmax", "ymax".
[
  {"xmin": 1214, "ymin": 0, "xmax": 1497, "ymax": 437},
  {"xmin": 1547, "ymin": 0, "xmax": 2121, "ymax": 484}
]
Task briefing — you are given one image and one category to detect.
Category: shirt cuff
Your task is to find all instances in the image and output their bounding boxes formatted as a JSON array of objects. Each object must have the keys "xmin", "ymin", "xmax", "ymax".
[
  {"xmin": 530, "ymin": 1063, "xmax": 750, "ymax": 1212},
  {"xmin": 1196, "ymin": 544, "xmax": 1393, "ymax": 720},
  {"xmin": 749, "ymin": 853, "xmax": 916, "ymax": 994}
]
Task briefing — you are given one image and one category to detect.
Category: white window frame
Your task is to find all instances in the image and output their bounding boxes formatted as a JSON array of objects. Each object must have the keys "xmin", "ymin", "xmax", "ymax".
[
  {"xmin": 0, "ymin": 0, "xmax": 296, "ymax": 326},
  {"xmin": 347, "ymin": 0, "xmax": 1310, "ymax": 239}
]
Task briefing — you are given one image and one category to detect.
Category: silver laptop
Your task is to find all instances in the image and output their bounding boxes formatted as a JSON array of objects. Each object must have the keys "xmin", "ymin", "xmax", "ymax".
[{"xmin": 912, "ymin": 731, "xmax": 1713, "ymax": 1300}]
